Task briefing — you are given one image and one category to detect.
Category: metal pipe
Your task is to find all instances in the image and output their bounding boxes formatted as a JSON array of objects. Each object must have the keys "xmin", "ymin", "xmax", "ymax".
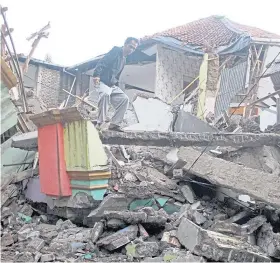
[{"xmin": 1, "ymin": 6, "xmax": 28, "ymax": 112}]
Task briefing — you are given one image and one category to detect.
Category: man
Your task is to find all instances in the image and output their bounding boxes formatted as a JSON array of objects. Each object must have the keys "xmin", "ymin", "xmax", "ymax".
[{"xmin": 92, "ymin": 37, "xmax": 139, "ymax": 132}]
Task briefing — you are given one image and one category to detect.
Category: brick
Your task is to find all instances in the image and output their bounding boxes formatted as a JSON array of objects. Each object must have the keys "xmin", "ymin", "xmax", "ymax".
[{"xmin": 177, "ymin": 218, "xmax": 270, "ymax": 262}]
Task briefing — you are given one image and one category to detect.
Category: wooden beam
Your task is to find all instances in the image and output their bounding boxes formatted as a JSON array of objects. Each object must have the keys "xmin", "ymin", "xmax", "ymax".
[{"xmin": 249, "ymin": 90, "xmax": 280, "ymax": 106}]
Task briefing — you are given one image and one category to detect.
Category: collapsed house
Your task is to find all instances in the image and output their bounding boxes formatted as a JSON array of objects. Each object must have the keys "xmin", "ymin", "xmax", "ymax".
[{"xmin": 2, "ymin": 13, "xmax": 280, "ymax": 262}]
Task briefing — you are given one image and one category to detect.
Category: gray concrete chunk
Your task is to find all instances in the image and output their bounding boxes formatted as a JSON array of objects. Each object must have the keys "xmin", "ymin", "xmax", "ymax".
[
  {"xmin": 97, "ymin": 225, "xmax": 138, "ymax": 251},
  {"xmin": 257, "ymin": 222, "xmax": 280, "ymax": 259},
  {"xmin": 180, "ymin": 184, "xmax": 195, "ymax": 204},
  {"xmin": 177, "ymin": 218, "xmax": 270, "ymax": 262}
]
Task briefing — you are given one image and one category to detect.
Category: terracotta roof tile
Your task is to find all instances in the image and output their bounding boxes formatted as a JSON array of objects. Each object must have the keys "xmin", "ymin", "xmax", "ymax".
[{"xmin": 142, "ymin": 16, "xmax": 280, "ymax": 48}]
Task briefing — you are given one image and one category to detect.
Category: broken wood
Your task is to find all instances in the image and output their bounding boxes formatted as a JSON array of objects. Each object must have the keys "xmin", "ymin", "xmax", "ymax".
[
  {"xmin": 22, "ymin": 22, "xmax": 50, "ymax": 73},
  {"xmin": 62, "ymin": 89, "xmax": 98, "ymax": 110},
  {"xmin": 177, "ymin": 147, "xmax": 280, "ymax": 207}
]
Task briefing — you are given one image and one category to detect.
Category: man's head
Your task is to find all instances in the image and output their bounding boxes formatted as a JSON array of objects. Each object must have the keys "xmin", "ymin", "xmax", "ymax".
[{"xmin": 123, "ymin": 37, "xmax": 139, "ymax": 56}]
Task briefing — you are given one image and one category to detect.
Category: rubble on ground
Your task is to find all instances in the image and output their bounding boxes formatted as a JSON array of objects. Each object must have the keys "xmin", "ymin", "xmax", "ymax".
[{"xmin": 1, "ymin": 141, "xmax": 280, "ymax": 262}]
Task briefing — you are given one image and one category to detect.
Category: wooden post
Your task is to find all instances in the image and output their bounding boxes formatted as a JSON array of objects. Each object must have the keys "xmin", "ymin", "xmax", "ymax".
[{"xmin": 277, "ymin": 98, "xmax": 280, "ymax": 125}]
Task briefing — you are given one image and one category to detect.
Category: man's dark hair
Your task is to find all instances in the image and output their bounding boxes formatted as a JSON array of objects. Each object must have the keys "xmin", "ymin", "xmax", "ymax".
[{"xmin": 124, "ymin": 37, "xmax": 139, "ymax": 45}]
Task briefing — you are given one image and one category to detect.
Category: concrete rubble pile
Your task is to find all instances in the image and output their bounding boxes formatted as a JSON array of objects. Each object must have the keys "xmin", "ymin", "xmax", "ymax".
[
  {"xmin": 1, "ymin": 138, "xmax": 280, "ymax": 262},
  {"xmin": 2, "ymin": 94, "xmax": 280, "ymax": 262}
]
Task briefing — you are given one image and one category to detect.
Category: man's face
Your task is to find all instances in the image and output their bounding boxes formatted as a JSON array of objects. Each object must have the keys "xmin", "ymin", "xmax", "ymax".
[{"xmin": 123, "ymin": 40, "xmax": 138, "ymax": 56}]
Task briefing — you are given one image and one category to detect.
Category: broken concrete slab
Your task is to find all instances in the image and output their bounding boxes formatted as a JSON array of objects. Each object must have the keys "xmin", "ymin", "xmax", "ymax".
[
  {"xmin": 177, "ymin": 218, "xmax": 270, "ymax": 262},
  {"xmin": 178, "ymin": 147, "xmax": 280, "ymax": 207},
  {"xmin": 257, "ymin": 222, "xmax": 280, "ymax": 259},
  {"xmin": 97, "ymin": 225, "xmax": 138, "ymax": 251},
  {"xmin": 90, "ymin": 221, "xmax": 104, "ymax": 243},
  {"xmin": 100, "ymin": 131, "xmax": 280, "ymax": 148},
  {"xmin": 16, "ymin": 131, "xmax": 280, "ymax": 151},
  {"xmin": 211, "ymin": 215, "xmax": 267, "ymax": 236},
  {"xmin": 103, "ymin": 211, "xmax": 147, "ymax": 224},
  {"xmin": 87, "ymin": 194, "xmax": 133, "ymax": 222},
  {"xmin": 11, "ymin": 131, "xmax": 38, "ymax": 150}
]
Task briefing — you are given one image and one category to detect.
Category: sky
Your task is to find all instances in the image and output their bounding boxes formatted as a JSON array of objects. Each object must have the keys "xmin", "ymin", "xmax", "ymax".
[{"xmin": 2, "ymin": 0, "xmax": 280, "ymax": 67}]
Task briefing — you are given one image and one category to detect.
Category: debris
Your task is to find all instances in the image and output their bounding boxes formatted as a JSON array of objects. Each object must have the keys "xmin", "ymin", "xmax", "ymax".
[
  {"xmin": 180, "ymin": 184, "xmax": 195, "ymax": 204},
  {"xmin": 126, "ymin": 241, "xmax": 160, "ymax": 259},
  {"xmin": 69, "ymin": 242, "xmax": 86, "ymax": 252},
  {"xmin": 97, "ymin": 225, "xmax": 138, "ymax": 251},
  {"xmin": 27, "ymin": 238, "xmax": 45, "ymax": 252},
  {"xmin": 17, "ymin": 212, "xmax": 32, "ymax": 223},
  {"xmin": 87, "ymin": 194, "xmax": 132, "ymax": 223},
  {"xmin": 107, "ymin": 218, "xmax": 126, "ymax": 229},
  {"xmin": 178, "ymin": 147, "xmax": 280, "ymax": 207},
  {"xmin": 138, "ymin": 224, "xmax": 149, "ymax": 240},
  {"xmin": 19, "ymin": 203, "xmax": 33, "ymax": 217},
  {"xmin": 90, "ymin": 221, "xmax": 104, "ymax": 243},
  {"xmin": 103, "ymin": 211, "xmax": 147, "ymax": 224},
  {"xmin": 190, "ymin": 210, "xmax": 207, "ymax": 225},
  {"xmin": 1, "ymin": 233, "xmax": 14, "ymax": 247},
  {"xmin": 161, "ymin": 231, "xmax": 181, "ymax": 248},
  {"xmin": 257, "ymin": 222, "xmax": 280, "ymax": 259},
  {"xmin": 40, "ymin": 253, "xmax": 55, "ymax": 262},
  {"xmin": 177, "ymin": 218, "xmax": 270, "ymax": 262},
  {"xmin": 172, "ymin": 169, "xmax": 183, "ymax": 179}
]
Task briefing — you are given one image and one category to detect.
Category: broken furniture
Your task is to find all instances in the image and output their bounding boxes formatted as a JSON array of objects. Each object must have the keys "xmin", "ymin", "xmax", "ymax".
[{"xmin": 29, "ymin": 107, "xmax": 110, "ymax": 200}]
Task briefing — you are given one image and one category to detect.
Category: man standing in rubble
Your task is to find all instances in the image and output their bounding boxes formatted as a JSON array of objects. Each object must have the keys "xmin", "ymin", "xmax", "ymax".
[{"xmin": 92, "ymin": 37, "xmax": 139, "ymax": 132}]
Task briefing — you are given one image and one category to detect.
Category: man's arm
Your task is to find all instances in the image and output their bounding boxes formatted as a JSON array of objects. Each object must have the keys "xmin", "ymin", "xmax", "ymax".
[{"xmin": 92, "ymin": 47, "xmax": 119, "ymax": 78}]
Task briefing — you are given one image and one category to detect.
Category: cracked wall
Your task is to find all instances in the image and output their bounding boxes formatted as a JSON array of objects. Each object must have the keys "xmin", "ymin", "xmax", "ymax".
[{"xmin": 155, "ymin": 45, "xmax": 201, "ymax": 105}]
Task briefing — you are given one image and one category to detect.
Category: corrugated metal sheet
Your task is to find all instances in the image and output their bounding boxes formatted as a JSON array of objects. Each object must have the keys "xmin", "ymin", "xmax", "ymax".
[
  {"xmin": 1, "ymin": 84, "xmax": 17, "ymax": 134},
  {"xmin": 215, "ymin": 61, "xmax": 247, "ymax": 118}
]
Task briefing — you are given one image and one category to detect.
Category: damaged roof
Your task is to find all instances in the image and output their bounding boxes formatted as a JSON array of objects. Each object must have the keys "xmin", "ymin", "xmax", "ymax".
[{"xmin": 142, "ymin": 15, "xmax": 280, "ymax": 49}]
